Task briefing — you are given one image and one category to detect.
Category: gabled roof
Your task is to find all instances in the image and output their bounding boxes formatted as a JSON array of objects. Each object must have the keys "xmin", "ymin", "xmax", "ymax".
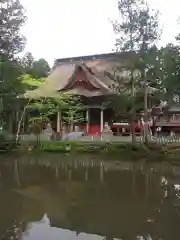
[
  {"xmin": 51, "ymin": 52, "xmax": 123, "ymax": 93},
  {"xmin": 62, "ymin": 63, "xmax": 110, "ymax": 91}
]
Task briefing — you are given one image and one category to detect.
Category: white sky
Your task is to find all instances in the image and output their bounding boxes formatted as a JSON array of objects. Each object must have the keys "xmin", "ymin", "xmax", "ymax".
[{"xmin": 21, "ymin": 0, "xmax": 180, "ymax": 65}]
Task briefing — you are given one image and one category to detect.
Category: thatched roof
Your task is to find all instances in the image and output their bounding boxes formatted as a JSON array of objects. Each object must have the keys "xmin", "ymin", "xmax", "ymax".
[
  {"xmin": 24, "ymin": 52, "xmax": 158, "ymax": 99},
  {"xmin": 24, "ymin": 63, "xmax": 76, "ymax": 99},
  {"xmin": 24, "ymin": 53, "xmax": 128, "ymax": 99}
]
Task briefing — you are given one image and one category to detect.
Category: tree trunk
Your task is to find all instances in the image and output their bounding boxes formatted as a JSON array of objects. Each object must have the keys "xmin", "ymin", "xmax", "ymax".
[
  {"xmin": 143, "ymin": 68, "xmax": 149, "ymax": 144},
  {"xmin": 16, "ymin": 100, "xmax": 31, "ymax": 144},
  {"xmin": 131, "ymin": 71, "xmax": 136, "ymax": 143},
  {"xmin": 0, "ymin": 97, "xmax": 3, "ymax": 128}
]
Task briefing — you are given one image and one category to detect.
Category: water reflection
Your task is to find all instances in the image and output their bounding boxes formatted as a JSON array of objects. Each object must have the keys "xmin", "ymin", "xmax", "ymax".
[{"xmin": 0, "ymin": 154, "xmax": 180, "ymax": 239}]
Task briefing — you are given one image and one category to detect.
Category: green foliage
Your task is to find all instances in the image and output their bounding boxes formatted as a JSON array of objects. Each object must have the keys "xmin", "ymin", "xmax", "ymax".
[
  {"xmin": 27, "ymin": 94, "xmax": 84, "ymax": 135},
  {"xmin": 40, "ymin": 141, "xmax": 74, "ymax": 153},
  {"xmin": 27, "ymin": 99, "xmax": 54, "ymax": 134},
  {"xmin": 0, "ymin": 0, "xmax": 50, "ymax": 129},
  {"xmin": 61, "ymin": 95, "xmax": 84, "ymax": 125},
  {"xmin": 0, "ymin": 0, "xmax": 27, "ymax": 56},
  {"xmin": 112, "ymin": 0, "xmax": 161, "ymax": 94},
  {"xmin": 0, "ymin": 130, "xmax": 7, "ymax": 142},
  {"xmin": 0, "ymin": 130, "xmax": 17, "ymax": 153},
  {"xmin": 0, "ymin": 57, "xmax": 24, "ymax": 130},
  {"xmin": 0, "ymin": 141, "xmax": 17, "ymax": 153},
  {"xmin": 31, "ymin": 58, "xmax": 51, "ymax": 78},
  {"xmin": 39, "ymin": 141, "xmax": 144, "ymax": 155},
  {"xmin": 158, "ymin": 44, "xmax": 180, "ymax": 102},
  {"xmin": 0, "ymin": 0, "xmax": 26, "ymax": 131},
  {"xmin": 21, "ymin": 52, "xmax": 50, "ymax": 78},
  {"xmin": 20, "ymin": 74, "xmax": 45, "ymax": 90},
  {"xmin": 110, "ymin": 0, "xmax": 161, "ymax": 144}
]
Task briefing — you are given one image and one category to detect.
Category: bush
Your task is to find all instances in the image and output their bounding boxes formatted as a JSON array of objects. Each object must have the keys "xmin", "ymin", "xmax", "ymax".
[{"xmin": 0, "ymin": 130, "xmax": 17, "ymax": 153}]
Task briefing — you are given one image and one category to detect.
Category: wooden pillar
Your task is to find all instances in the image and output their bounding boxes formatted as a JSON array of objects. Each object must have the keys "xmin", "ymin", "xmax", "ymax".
[
  {"xmin": 57, "ymin": 111, "xmax": 61, "ymax": 134},
  {"xmin": 86, "ymin": 108, "xmax": 89, "ymax": 134},
  {"xmin": 100, "ymin": 108, "xmax": 104, "ymax": 133}
]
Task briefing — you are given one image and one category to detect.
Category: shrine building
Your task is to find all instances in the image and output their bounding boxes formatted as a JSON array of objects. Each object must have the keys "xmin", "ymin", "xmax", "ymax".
[{"xmin": 25, "ymin": 52, "xmax": 156, "ymax": 136}]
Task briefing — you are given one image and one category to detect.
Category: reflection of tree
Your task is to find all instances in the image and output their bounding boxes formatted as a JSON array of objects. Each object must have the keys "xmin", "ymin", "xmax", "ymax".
[
  {"xmin": 14, "ymin": 160, "xmax": 21, "ymax": 187},
  {"xmin": 14, "ymin": 170, "xmax": 162, "ymax": 238},
  {"xmin": 0, "ymin": 191, "xmax": 23, "ymax": 236}
]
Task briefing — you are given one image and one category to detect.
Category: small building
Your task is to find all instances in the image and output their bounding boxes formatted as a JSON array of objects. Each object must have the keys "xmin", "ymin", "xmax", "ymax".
[{"xmin": 155, "ymin": 104, "xmax": 180, "ymax": 134}]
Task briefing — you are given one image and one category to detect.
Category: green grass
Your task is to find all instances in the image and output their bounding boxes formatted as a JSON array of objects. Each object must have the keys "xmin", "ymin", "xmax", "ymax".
[
  {"xmin": 13, "ymin": 140, "xmax": 180, "ymax": 162},
  {"xmin": 38, "ymin": 141, "xmax": 147, "ymax": 156}
]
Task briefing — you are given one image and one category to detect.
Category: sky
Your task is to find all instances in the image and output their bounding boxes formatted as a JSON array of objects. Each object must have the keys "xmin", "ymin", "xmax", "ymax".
[{"xmin": 21, "ymin": 0, "xmax": 180, "ymax": 65}]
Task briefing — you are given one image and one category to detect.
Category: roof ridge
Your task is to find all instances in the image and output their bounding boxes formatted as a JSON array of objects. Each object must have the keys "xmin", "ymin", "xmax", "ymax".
[{"xmin": 54, "ymin": 52, "xmax": 119, "ymax": 66}]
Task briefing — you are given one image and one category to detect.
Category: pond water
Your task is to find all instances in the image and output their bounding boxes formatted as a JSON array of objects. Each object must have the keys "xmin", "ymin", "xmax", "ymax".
[{"xmin": 1, "ymin": 153, "xmax": 180, "ymax": 240}]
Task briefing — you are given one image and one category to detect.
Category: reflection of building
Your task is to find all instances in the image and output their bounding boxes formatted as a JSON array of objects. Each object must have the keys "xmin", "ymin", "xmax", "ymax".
[{"xmin": 25, "ymin": 53, "xmax": 158, "ymax": 136}]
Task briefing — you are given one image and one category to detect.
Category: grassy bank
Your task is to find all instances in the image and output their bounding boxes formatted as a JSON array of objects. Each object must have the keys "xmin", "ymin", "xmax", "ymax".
[
  {"xmin": 16, "ymin": 140, "xmax": 180, "ymax": 161},
  {"xmin": 2, "ymin": 139, "xmax": 180, "ymax": 162}
]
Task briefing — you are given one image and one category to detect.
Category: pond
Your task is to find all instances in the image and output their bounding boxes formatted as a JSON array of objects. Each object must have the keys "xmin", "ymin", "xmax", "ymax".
[{"xmin": 1, "ymin": 153, "xmax": 180, "ymax": 239}]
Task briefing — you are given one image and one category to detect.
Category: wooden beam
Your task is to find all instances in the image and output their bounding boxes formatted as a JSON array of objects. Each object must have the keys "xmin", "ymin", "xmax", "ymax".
[{"xmin": 82, "ymin": 105, "xmax": 106, "ymax": 109}]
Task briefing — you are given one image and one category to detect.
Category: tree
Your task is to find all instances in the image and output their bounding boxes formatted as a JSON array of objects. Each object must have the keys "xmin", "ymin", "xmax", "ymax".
[
  {"xmin": 158, "ymin": 43, "xmax": 180, "ymax": 103},
  {"xmin": 62, "ymin": 96, "xmax": 84, "ymax": 132},
  {"xmin": 21, "ymin": 53, "xmax": 50, "ymax": 78},
  {"xmin": 32, "ymin": 58, "xmax": 50, "ymax": 78},
  {"xmin": 136, "ymin": 3, "xmax": 160, "ymax": 143},
  {"xmin": 142, "ymin": 42, "xmax": 180, "ymax": 105},
  {"xmin": 112, "ymin": 0, "xmax": 142, "ymax": 142},
  {"xmin": 0, "ymin": 0, "xmax": 26, "ymax": 56},
  {"xmin": 112, "ymin": 0, "xmax": 161, "ymax": 143},
  {"xmin": 27, "ymin": 99, "xmax": 54, "ymax": 144},
  {"xmin": 0, "ymin": 0, "xmax": 26, "ymax": 130},
  {"xmin": 0, "ymin": 56, "xmax": 24, "ymax": 130},
  {"xmin": 21, "ymin": 52, "xmax": 35, "ymax": 72},
  {"xmin": 27, "ymin": 94, "xmax": 84, "ymax": 141}
]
